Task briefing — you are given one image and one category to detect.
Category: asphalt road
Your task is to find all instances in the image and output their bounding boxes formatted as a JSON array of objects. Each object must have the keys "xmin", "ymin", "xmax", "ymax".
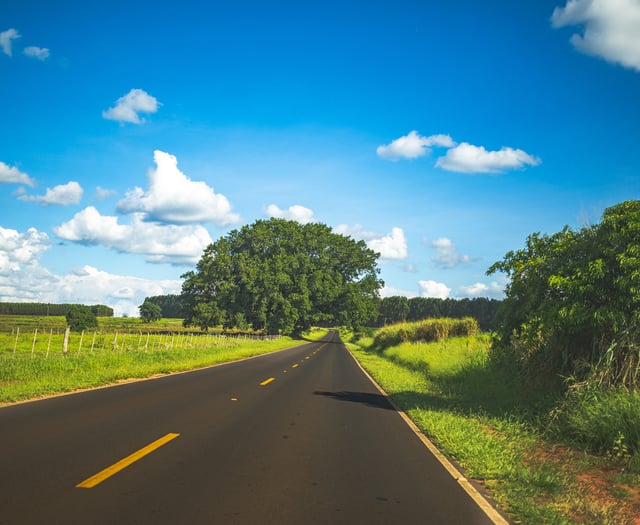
[{"xmin": 0, "ymin": 331, "xmax": 498, "ymax": 524}]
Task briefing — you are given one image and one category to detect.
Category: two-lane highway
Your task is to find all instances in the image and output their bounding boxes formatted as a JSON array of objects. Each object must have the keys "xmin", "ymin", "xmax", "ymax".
[{"xmin": 0, "ymin": 331, "xmax": 500, "ymax": 524}]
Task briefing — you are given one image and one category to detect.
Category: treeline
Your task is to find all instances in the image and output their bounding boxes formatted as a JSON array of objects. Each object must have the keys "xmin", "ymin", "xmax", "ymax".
[
  {"xmin": 377, "ymin": 296, "xmax": 501, "ymax": 331},
  {"xmin": 145, "ymin": 295, "xmax": 184, "ymax": 318},
  {"xmin": 0, "ymin": 302, "xmax": 114, "ymax": 317}
]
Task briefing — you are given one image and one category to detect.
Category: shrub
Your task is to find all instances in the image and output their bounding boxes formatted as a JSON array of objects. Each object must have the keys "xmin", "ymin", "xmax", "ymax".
[
  {"xmin": 373, "ymin": 317, "xmax": 479, "ymax": 349},
  {"xmin": 65, "ymin": 305, "xmax": 98, "ymax": 332}
]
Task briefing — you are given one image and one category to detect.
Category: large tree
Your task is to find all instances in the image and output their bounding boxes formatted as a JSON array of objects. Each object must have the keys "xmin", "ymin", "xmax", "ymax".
[{"xmin": 181, "ymin": 219, "xmax": 383, "ymax": 335}]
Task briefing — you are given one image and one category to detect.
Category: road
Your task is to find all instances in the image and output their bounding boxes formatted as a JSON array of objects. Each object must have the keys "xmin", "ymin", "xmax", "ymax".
[{"xmin": 0, "ymin": 331, "xmax": 499, "ymax": 524}]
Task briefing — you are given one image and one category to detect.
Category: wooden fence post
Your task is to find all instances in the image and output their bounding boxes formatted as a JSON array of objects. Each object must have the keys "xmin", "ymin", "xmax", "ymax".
[
  {"xmin": 46, "ymin": 329, "xmax": 53, "ymax": 359},
  {"xmin": 31, "ymin": 328, "xmax": 38, "ymax": 358},
  {"xmin": 62, "ymin": 327, "xmax": 70, "ymax": 358}
]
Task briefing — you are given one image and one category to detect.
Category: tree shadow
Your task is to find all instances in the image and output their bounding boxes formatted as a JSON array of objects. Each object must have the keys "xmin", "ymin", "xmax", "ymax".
[{"xmin": 313, "ymin": 390, "xmax": 395, "ymax": 410}]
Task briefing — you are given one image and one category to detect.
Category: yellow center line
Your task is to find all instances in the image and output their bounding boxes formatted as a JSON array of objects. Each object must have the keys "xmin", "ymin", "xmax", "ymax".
[
  {"xmin": 260, "ymin": 377, "xmax": 276, "ymax": 386},
  {"xmin": 76, "ymin": 433, "xmax": 180, "ymax": 489},
  {"xmin": 291, "ymin": 364, "xmax": 299, "ymax": 368}
]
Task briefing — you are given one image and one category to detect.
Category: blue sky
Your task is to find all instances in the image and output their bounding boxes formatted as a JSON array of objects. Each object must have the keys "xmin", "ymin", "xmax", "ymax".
[{"xmin": 1, "ymin": 0, "xmax": 639, "ymax": 316}]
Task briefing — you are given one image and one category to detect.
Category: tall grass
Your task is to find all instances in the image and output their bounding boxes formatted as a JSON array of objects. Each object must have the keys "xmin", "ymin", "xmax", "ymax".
[{"xmin": 373, "ymin": 317, "xmax": 479, "ymax": 348}]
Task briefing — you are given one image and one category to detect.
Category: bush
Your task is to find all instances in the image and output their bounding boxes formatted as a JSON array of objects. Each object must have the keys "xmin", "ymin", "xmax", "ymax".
[
  {"xmin": 373, "ymin": 317, "xmax": 479, "ymax": 349},
  {"xmin": 65, "ymin": 305, "xmax": 98, "ymax": 332},
  {"xmin": 549, "ymin": 386, "xmax": 640, "ymax": 462}
]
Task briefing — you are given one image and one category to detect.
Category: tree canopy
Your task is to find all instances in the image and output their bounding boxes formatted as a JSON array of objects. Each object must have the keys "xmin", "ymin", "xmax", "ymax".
[
  {"xmin": 181, "ymin": 219, "xmax": 383, "ymax": 335},
  {"xmin": 65, "ymin": 304, "xmax": 98, "ymax": 332},
  {"xmin": 139, "ymin": 299, "xmax": 162, "ymax": 323},
  {"xmin": 488, "ymin": 200, "xmax": 640, "ymax": 387}
]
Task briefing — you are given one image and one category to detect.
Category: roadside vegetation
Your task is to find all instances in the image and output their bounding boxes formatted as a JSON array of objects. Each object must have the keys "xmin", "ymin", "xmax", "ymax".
[
  {"xmin": 346, "ymin": 326, "xmax": 640, "ymax": 524},
  {"xmin": 0, "ymin": 315, "xmax": 320, "ymax": 404},
  {"xmin": 345, "ymin": 201, "xmax": 640, "ymax": 524}
]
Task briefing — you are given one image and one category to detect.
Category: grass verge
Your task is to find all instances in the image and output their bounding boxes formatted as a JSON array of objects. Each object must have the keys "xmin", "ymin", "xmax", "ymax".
[
  {"xmin": 346, "ymin": 333, "xmax": 640, "ymax": 524},
  {"xmin": 0, "ymin": 332, "xmax": 319, "ymax": 404}
]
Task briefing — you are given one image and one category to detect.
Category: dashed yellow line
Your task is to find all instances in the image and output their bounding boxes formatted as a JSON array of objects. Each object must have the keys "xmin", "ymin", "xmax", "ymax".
[
  {"xmin": 260, "ymin": 377, "xmax": 276, "ymax": 386},
  {"xmin": 292, "ymin": 364, "xmax": 299, "ymax": 368},
  {"xmin": 76, "ymin": 433, "xmax": 180, "ymax": 489}
]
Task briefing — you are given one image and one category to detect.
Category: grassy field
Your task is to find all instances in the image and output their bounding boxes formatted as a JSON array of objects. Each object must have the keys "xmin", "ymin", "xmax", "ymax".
[
  {"xmin": 0, "ymin": 316, "xmax": 326, "ymax": 404},
  {"xmin": 345, "ymin": 331, "xmax": 640, "ymax": 525}
]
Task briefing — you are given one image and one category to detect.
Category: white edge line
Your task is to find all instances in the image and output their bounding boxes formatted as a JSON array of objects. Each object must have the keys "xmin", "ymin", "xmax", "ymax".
[{"xmin": 345, "ymin": 345, "xmax": 510, "ymax": 525}]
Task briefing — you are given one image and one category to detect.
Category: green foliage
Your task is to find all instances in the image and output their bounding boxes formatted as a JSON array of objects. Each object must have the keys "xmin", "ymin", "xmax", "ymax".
[
  {"xmin": 488, "ymin": 200, "xmax": 640, "ymax": 387},
  {"xmin": 373, "ymin": 317, "xmax": 479, "ymax": 348},
  {"xmin": 144, "ymin": 294, "xmax": 184, "ymax": 318},
  {"xmin": 377, "ymin": 296, "xmax": 502, "ymax": 330},
  {"xmin": 65, "ymin": 305, "xmax": 98, "ymax": 332},
  {"xmin": 138, "ymin": 300, "xmax": 162, "ymax": 323},
  {"xmin": 181, "ymin": 218, "xmax": 383, "ymax": 335},
  {"xmin": 0, "ymin": 302, "xmax": 113, "ymax": 317},
  {"xmin": 549, "ymin": 386, "xmax": 640, "ymax": 460}
]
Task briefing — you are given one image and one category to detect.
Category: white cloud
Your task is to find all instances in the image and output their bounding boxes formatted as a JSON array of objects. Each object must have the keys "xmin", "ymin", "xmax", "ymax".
[
  {"xmin": 418, "ymin": 280, "xmax": 451, "ymax": 299},
  {"xmin": 0, "ymin": 28, "xmax": 20, "ymax": 57},
  {"xmin": 380, "ymin": 285, "xmax": 418, "ymax": 299},
  {"xmin": 95, "ymin": 186, "xmax": 117, "ymax": 200},
  {"xmin": 56, "ymin": 265, "xmax": 182, "ymax": 317},
  {"xmin": 552, "ymin": 0, "xmax": 640, "ymax": 72},
  {"xmin": 457, "ymin": 281, "xmax": 505, "ymax": 298},
  {"xmin": 19, "ymin": 181, "xmax": 83, "ymax": 205},
  {"xmin": 266, "ymin": 204, "xmax": 315, "ymax": 224},
  {"xmin": 54, "ymin": 206, "xmax": 213, "ymax": 264},
  {"xmin": 367, "ymin": 227, "xmax": 408, "ymax": 260},
  {"xmin": 435, "ymin": 142, "xmax": 541, "ymax": 173},
  {"xmin": 0, "ymin": 226, "xmax": 51, "ymax": 274},
  {"xmin": 334, "ymin": 224, "xmax": 378, "ymax": 240},
  {"xmin": 117, "ymin": 150, "xmax": 240, "ymax": 226},
  {"xmin": 377, "ymin": 131, "xmax": 455, "ymax": 160},
  {"xmin": 23, "ymin": 46, "xmax": 49, "ymax": 60},
  {"xmin": 431, "ymin": 237, "xmax": 471, "ymax": 269},
  {"xmin": 102, "ymin": 88, "xmax": 159, "ymax": 124},
  {"xmin": 0, "ymin": 161, "xmax": 35, "ymax": 187}
]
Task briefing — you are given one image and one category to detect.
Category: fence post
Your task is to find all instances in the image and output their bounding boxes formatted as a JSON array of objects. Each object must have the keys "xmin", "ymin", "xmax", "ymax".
[
  {"xmin": 77, "ymin": 330, "xmax": 84, "ymax": 357},
  {"xmin": 90, "ymin": 331, "xmax": 96, "ymax": 354},
  {"xmin": 62, "ymin": 327, "xmax": 70, "ymax": 358},
  {"xmin": 31, "ymin": 328, "xmax": 38, "ymax": 358},
  {"xmin": 13, "ymin": 327, "xmax": 19, "ymax": 356},
  {"xmin": 46, "ymin": 329, "xmax": 53, "ymax": 359}
]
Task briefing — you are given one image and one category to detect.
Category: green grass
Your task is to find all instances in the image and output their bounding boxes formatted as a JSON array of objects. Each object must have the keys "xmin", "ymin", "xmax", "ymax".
[
  {"xmin": 0, "ymin": 328, "xmax": 316, "ymax": 404},
  {"xmin": 348, "ymin": 333, "xmax": 640, "ymax": 524}
]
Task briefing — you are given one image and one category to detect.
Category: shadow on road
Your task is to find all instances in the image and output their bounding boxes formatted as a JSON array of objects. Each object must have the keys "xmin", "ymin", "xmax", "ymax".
[{"xmin": 313, "ymin": 390, "xmax": 395, "ymax": 410}]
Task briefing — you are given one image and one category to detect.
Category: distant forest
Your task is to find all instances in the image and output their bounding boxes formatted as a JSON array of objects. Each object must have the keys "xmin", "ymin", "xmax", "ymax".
[
  {"xmin": 145, "ymin": 294, "xmax": 501, "ymax": 331},
  {"xmin": 0, "ymin": 302, "xmax": 114, "ymax": 317},
  {"xmin": 376, "ymin": 296, "xmax": 501, "ymax": 331}
]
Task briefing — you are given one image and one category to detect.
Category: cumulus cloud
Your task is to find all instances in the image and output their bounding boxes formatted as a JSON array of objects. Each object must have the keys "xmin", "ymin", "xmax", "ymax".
[
  {"xmin": 333, "ymin": 224, "xmax": 378, "ymax": 240},
  {"xmin": 102, "ymin": 88, "xmax": 159, "ymax": 124},
  {"xmin": 0, "ymin": 28, "xmax": 20, "ymax": 56},
  {"xmin": 19, "ymin": 181, "xmax": 83, "ymax": 205},
  {"xmin": 457, "ymin": 281, "xmax": 505, "ymax": 298},
  {"xmin": 117, "ymin": 150, "xmax": 239, "ymax": 226},
  {"xmin": 377, "ymin": 131, "xmax": 455, "ymax": 160},
  {"xmin": 552, "ymin": 0, "xmax": 640, "ymax": 72},
  {"xmin": 266, "ymin": 204, "xmax": 315, "ymax": 224},
  {"xmin": 431, "ymin": 237, "xmax": 472, "ymax": 269},
  {"xmin": 418, "ymin": 279, "xmax": 451, "ymax": 299},
  {"xmin": 0, "ymin": 161, "xmax": 35, "ymax": 187},
  {"xmin": 55, "ymin": 265, "xmax": 182, "ymax": 317},
  {"xmin": 0, "ymin": 225, "xmax": 181, "ymax": 316},
  {"xmin": 367, "ymin": 227, "xmax": 408, "ymax": 260},
  {"xmin": 23, "ymin": 46, "xmax": 49, "ymax": 60},
  {"xmin": 0, "ymin": 226, "xmax": 51, "ymax": 274},
  {"xmin": 435, "ymin": 142, "xmax": 541, "ymax": 173},
  {"xmin": 54, "ymin": 206, "xmax": 213, "ymax": 264}
]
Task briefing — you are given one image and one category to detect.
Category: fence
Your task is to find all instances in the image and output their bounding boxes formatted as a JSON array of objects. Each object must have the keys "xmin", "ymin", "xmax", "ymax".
[{"xmin": 1, "ymin": 328, "xmax": 282, "ymax": 359}]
